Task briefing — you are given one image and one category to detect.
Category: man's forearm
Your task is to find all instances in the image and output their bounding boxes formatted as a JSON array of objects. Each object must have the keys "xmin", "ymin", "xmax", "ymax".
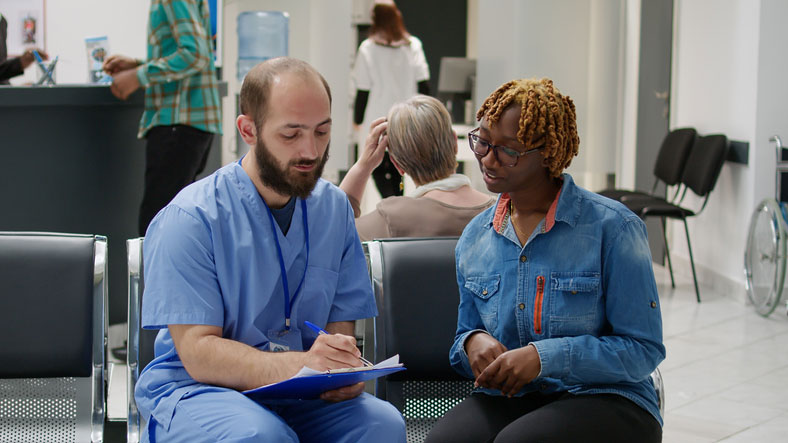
[{"xmin": 170, "ymin": 325, "xmax": 306, "ymax": 391}]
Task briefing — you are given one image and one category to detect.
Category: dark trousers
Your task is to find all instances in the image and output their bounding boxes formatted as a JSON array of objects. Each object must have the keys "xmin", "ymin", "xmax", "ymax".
[
  {"xmin": 139, "ymin": 124, "xmax": 214, "ymax": 236},
  {"xmin": 371, "ymin": 152, "xmax": 403, "ymax": 198},
  {"xmin": 425, "ymin": 392, "xmax": 662, "ymax": 443}
]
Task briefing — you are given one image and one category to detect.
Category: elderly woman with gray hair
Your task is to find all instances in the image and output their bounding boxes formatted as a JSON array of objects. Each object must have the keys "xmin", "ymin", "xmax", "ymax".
[{"xmin": 340, "ymin": 95, "xmax": 494, "ymax": 241}]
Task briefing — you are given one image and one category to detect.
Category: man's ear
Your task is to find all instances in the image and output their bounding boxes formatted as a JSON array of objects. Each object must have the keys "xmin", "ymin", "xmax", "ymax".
[{"xmin": 236, "ymin": 115, "xmax": 258, "ymax": 146}]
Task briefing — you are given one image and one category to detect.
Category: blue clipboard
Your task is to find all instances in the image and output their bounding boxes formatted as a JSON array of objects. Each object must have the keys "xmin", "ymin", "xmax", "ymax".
[{"xmin": 243, "ymin": 366, "xmax": 406, "ymax": 400}]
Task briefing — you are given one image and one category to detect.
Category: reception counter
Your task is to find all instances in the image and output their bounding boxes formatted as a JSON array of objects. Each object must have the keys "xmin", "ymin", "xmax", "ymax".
[{"xmin": 0, "ymin": 84, "xmax": 223, "ymax": 324}]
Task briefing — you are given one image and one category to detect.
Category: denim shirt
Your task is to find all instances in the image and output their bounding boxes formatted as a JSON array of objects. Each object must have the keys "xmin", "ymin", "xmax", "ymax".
[{"xmin": 450, "ymin": 174, "xmax": 666, "ymax": 425}]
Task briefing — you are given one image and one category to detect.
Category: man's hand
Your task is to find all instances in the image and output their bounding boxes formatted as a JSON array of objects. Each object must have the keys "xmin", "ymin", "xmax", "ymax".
[
  {"xmin": 475, "ymin": 344, "xmax": 541, "ymax": 397},
  {"xmin": 306, "ymin": 331, "xmax": 366, "ymax": 402},
  {"xmin": 103, "ymin": 54, "xmax": 139, "ymax": 75},
  {"xmin": 465, "ymin": 331, "xmax": 507, "ymax": 379},
  {"xmin": 320, "ymin": 381, "xmax": 365, "ymax": 403},
  {"xmin": 110, "ymin": 68, "xmax": 141, "ymax": 100},
  {"xmin": 304, "ymin": 332, "xmax": 364, "ymax": 371}
]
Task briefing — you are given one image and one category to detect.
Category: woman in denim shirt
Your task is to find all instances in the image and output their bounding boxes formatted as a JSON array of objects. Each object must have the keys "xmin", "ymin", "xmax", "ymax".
[{"xmin": 426, "ymin": 78, "xmax": 665, "ymax": 443}]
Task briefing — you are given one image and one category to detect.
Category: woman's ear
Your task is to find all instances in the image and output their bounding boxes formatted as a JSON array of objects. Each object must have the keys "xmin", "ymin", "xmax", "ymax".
[
  {"xmin": 389, "ymin": 154, "xmax": 406, "ymax": 176},
  {"xmin": 236, "ymin": 115, "xmax": 258, "ymax": 146}
]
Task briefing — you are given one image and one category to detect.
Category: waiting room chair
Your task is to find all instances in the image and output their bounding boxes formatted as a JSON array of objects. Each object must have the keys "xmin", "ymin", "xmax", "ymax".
[
  {"xmin": 651, "ymin": 367, "xmax": 665, "ymax": 418},
  {"xmin": 599, "ymin": 127, "xmax": 697, "ymax": 203},
  {"xmin": 624, "ymin": 134, "xmax": 729, "ymax": 302},
  {"xmin": 126, "ymin": 237, "xmax": 157, "ymax": 443},
  {"xmin": 0, "ymin": 232, "xmax": 107, "ymax": 443},
  {"xmin": 366, "ymin": 237, "xmax": 473, "ymax": 443}
]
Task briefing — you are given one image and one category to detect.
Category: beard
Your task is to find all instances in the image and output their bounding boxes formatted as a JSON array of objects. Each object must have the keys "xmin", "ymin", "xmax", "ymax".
[{"xmin": 254, "ymin": 136, "xmax": 330, "ymax": 200}]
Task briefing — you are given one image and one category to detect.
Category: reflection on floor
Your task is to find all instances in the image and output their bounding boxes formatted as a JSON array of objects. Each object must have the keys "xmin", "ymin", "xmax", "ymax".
[
  {"xmin": 656, "ymin": 265, "xmax": 788, "ymax": 442},
  {"xmin": 105, "ymin": 264, "xmax": 788, "ymax": 442}
]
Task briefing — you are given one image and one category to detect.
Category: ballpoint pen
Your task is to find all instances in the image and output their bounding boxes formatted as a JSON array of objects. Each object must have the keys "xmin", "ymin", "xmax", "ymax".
[
  {"xmin": 304, "ymin": 320, "xmax": 373, "ymax": 367},
  {"xmin": 32, "ymin": 49, "xmax": 55, "ymax": 84}
]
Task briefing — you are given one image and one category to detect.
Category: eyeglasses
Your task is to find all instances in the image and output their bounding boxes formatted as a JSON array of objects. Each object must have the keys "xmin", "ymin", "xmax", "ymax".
[{"xmin": 468, "ymin": 127, "xmax": 544, "ymax": 167}]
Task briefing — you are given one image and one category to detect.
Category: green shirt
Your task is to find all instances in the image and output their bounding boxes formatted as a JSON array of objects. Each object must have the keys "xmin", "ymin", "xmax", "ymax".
[{"xmin": 136, "ymin": 0, "xmax": 222, "ymax": 138}]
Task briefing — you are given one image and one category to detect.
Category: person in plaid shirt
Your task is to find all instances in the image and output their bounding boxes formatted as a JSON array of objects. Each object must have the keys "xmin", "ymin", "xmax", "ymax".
[{"xmin": 103, "ymin": 0, "xmax": 221, "ymax": 236}]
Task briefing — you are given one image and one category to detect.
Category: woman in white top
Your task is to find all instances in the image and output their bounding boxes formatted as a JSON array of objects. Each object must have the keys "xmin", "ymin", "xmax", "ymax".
[{"xmin": 353, "ymin": 1, "xmax": 430, "ymax": 205}]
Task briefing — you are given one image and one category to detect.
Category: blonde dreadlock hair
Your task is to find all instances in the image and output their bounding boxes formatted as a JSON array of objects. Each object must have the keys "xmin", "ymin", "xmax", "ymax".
[{"xmin": 476, "ymin": 78, "xmax": 579, "ymax": 177}]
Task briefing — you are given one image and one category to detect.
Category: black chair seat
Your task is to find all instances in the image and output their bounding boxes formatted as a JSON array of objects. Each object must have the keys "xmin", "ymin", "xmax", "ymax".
[
  {"xmin": 624, "ymin": 197, "xmax": 697, "ymax": 219},
  {"xmin": 639, "ymin": 202, "xmax": 696, "ymax": 218}
]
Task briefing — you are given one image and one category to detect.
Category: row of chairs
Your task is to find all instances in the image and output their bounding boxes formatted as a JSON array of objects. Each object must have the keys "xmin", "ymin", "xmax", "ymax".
[
  {"xmin": 600, "ymin": 128, "xmax": 729, "ymax": 302},
  {"xmin": 0, "ymin": 233, "xmax": 146, "ymax": 443},
  {"xmin": 0, "ymin": 234, "xmax": 665, "ymax": 443}
]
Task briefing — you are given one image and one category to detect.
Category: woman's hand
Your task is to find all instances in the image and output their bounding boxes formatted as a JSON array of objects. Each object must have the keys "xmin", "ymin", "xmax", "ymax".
[
  {"xmin": 475, "ymin": 344, "xmax": 541, "ymax": 397},
  {"xmin": 357, "ymin": 117, "xmax": 389, "ymax": 173},
  {"xmin": 338, "ymin": 116, "xmax": 389, "ymax": 215},
  {"xmin": 465, "ymin": 331, "xmax": 507, "ymax": 379}
]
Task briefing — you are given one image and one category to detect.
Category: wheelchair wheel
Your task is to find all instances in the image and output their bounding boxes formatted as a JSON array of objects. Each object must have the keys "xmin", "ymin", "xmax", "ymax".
[{"xmin": 744, "ymin": 199, "xmax": 787, "ymax": 317}]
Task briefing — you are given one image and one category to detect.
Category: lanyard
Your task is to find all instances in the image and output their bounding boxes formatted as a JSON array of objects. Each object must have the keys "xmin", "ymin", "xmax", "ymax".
[{"xmin": 263, "ymin": 198, "xmax": 309, "ymax": 329}]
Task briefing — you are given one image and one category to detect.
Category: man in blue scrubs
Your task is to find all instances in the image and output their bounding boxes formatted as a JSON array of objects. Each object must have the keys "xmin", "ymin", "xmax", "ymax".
[{"xmin": 135, "ymin": 57, "xmax": 406, "ymax": 442}]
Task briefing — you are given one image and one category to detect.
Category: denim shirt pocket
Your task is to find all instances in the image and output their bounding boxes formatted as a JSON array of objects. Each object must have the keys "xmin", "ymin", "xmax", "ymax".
[
  {"xmin": 464, "ymin": 274, "xmax": 501, "ymax": 333},
  {"xmin": 549, "ymin": 272, "xmax": 601, "ymax": 336}
]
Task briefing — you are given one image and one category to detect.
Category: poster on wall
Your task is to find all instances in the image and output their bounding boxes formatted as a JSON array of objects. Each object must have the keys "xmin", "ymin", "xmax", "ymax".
[
  {"xmin": 0, "ymin": 0, "xmax": 45, "ymax": 56},
  {"xmin": 208, "ymin": 0, "xmax": 222, "ymax": 67}
]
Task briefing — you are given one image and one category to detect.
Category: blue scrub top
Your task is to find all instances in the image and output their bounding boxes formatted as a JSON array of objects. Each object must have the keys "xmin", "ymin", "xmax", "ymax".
[{"xmin": 136, "ymin": 161, "xmax": 377, "ymax": 428}]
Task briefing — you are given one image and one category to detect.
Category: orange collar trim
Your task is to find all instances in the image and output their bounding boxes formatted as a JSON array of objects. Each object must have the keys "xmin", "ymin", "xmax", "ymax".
[
  {"xmin": 491, "ymin": 186, "xmax": 562, "ymax": 234},
  {"xmin": 544, "ymin": 187, "xmax": 562, "ymax": 233},
  {"xmin": 492, "ymin": 193, "xmax": 511, "ymax": 232}
]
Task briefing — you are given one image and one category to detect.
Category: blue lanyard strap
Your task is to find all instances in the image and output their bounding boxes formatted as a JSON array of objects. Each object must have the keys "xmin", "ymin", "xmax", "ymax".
[{"xmin": 264, "ymin": 199, "xmax": 309, "ymax": 329}]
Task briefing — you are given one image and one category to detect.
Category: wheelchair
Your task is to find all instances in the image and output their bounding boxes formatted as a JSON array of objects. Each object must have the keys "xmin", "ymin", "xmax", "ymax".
[{"xmin": 744, "ymin": 135, "xmax": 788, "ymax": 317}]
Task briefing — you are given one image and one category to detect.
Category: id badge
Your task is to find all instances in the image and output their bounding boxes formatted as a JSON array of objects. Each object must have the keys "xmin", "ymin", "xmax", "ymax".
[{"xmin": 267, "ymin": 327, "xmax": 302, "ymax": 352}]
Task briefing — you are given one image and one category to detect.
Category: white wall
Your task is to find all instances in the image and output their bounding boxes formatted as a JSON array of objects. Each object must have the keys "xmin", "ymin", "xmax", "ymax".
[
  {"xmin": 10, "ymin": 0, "xmax": 147, "ymax": 85},
  {"xmin": 670, "ymin": 0, "xmax": 769, "ymax": 293},
  {"xmin": 221, "ymin": 0, "xmax": 352, "ymax": 181},
  {"xmin": 475, "ymin": 0, "xmax": 624, "ymax": 190},
  {"xmin": 754, "ymin": 0, "xmax": 788, "ymax": 216},
  {"xmin": 618, "ymin": 0, "xmax": 641, "ymax": 191}
]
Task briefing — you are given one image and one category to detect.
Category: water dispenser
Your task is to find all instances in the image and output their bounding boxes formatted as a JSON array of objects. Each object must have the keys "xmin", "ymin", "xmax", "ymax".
[{"xmin": 237, "ymin": 11, "xmax": 289, "ymax": 81}]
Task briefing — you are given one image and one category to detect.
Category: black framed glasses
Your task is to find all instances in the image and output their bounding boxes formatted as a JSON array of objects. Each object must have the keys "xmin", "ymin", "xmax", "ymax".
[{"xmin": 468, "ymin": 127, "xmax": 544, "ymax": 167}]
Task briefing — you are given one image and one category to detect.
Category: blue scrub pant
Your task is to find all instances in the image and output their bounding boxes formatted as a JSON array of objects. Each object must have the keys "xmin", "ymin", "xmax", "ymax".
[{"xmin": 143, "ymin": 390, "xmax": 406, "ymax": 443}]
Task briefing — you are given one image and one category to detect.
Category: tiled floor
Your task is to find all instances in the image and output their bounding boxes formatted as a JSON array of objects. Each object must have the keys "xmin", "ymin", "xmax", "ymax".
[{"xmin": 656, "ymin": 265, "xmax": 788, "ymax": 442}]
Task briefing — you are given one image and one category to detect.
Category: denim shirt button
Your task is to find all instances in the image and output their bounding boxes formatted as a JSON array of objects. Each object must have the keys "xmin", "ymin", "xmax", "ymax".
[
  {"xmin": 482, "ymin": 289, "xmax": 488, "ymax": 295},
  {"xmin": 540, "ymin": 383, "xmax": 548, "ymax": 390},
  {"xmin": 520, "ymin": 255, "xmax": 527, "ymax": 262},
  {"xmin": 518, "ymin": 303, "xmax": 525, "ymax": 310},
  {"xmin": 650, "ymin": 301, "xmax": 657, "ymax": 308}
]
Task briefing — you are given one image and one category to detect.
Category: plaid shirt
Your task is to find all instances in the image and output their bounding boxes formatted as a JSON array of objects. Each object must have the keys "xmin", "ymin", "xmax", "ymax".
[{"xmin": 136, "ymin": 0, "xmax": 221, "ymax": 138}]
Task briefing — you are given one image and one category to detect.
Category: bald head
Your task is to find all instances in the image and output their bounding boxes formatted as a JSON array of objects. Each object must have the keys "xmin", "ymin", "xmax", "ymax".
[{"xmin": 239, "ymin": 57, "xmax": 332, "ymax": 130}]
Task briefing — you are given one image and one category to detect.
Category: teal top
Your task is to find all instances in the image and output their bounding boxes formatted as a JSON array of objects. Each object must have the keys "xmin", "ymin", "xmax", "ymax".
[{"xmin": 136, "ymin": 0, "xmax": 222, "ymax": 138}]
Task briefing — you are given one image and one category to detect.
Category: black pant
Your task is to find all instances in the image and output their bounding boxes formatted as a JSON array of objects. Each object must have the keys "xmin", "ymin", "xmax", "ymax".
[
  {"xmin": 371, "ymin": 152, "xmax": 403, "ymax": 198},
  {"xmin": 139, "ymin": 124, "xmax": 214, "ymax": 235},
  {"xmin": 425, "ymin": 392, "xmax": 662, "ymax": 443}
]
